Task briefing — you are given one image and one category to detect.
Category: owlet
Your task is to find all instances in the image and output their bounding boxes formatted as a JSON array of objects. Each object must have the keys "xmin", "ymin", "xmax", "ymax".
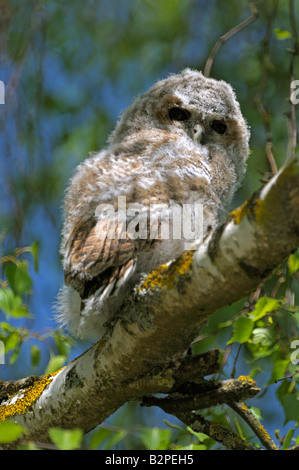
[{"xmin": 56, "ymin": 68, "xmax": 250, "ymax": 340}]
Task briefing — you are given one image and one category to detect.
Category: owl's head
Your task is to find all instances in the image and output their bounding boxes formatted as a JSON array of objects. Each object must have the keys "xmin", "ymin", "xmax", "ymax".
[{"xmin": 109, "ymin": 68, "xmax": 250, "ymax": 181}]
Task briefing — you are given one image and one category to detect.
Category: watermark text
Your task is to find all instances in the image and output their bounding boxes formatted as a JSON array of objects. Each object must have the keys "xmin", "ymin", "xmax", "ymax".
[
  {"xmin": 290, "ymin": 340, "xmax": 299, "ymax": 365},
  {"xmin": 290, "ymin": 80, "xmax": 299, "ymax": 104},
  {"xmin": 0, "ymin": 80, "xmax": 4, "ymax": 104},
  {"xmin": 0, "ymin": 340, "xmax": 4, "ymax": 364},
  {"xmin": 94, "ymin": 197, "xmax": 204, "ymax": 249}
]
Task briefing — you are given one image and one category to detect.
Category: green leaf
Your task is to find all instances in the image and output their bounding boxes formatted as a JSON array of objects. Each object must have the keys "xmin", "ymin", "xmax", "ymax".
[
  {"xmin": 0, "ymin": 287, "xmax": 31, "ymax": 318},
  {"xmin": 89, "ymin": 426, "xmax": 126, "ymax": 450},
  {"xmin": 249, "ymin": 297, "xmax": 281, "ymax": 322},
  {"xmin": 44, "ymin": 355, "xmax": 66, "ymax": 374},
  {"xmin": 90, "ymin": 427, "xmax": 113, "ymax": 450},
  {"xmin": 48, "ymin": 428, "xmax": 83, "ymax": 450},
  {"xmin": 248, "ymin": 327, "xmax": 278, "ymax": 358},
  {"xmin": 12, "ymin": 305, "xmax": 31, "ymax": 318},
  {"xmin": 218, "ymin": 319, "xmax": 233, "ymax": 329},
  {"xmin": 176, "ymin": 444, "xmax": 207, "ymax": 450},
  {"xmin": 17, "ymin": 442, "xmax": 40, "ymax": 450},
  {"xmin": 30, "ymin": 240, "xmax": 39, "ymax": 272},
  {"xmin": 9, "ymin": 342, "xmax": 22, "ymax": 365},
  {"xmin": 282, "ymin": 428, "xmax": 294, "ymax": 449},
  {"xmin": 234, "ymin": 416, "xmax": 245, "ymax": 440},
  {"xmin": 0, "ymin": 322, "xmax": 15, "ymax": 338},
  {"xmin": 4, "ymin": 330, "xmax": 20, "ymax": 351},
  {"xmin": 248, "ymin": 407, "xmax": 262, "ymax": 421},
  {"xmin": 276, "ymin": 381, "xmax": 299, "ymax": 424},
  {"xmin": 251, "ymin": 327, "xmax": 273, "ymax": 347},
  {"xmin": 228, "ymin": 316, "xmax": 254, "ymax": 344},
  {"xmin": 270, "ymin": 359, "xmax": 289, "ymax": 383},
  {"xmin": 30, "ymin": 345, "xmax": 41, "ymax": 368},
  {"xmin": 104, "ymin": 430, "xmax": 126, "ymax": 450},
  {"xmin": 0, "ymin": 288, "xmax": 21, "ymax": 317},
  {"xmin": 5, "ymin": 261, "xmax": 33, "ymax": 296},
  {"xmin": 140, "ymin": 427, "xmax": 171, "ymax": 450},
  {"xmin": 0, "ymin": 421, "xmax": 24, "ymax": 443},
  {"xmin": 186, "ymin": 426, "xmax": 209, "ymax": 442},
  {"xmin": 53, "ymin": 331, "xmax": 73, "ymax": 358},
  {"xmin": 288, "ymin": 250, "xmax": 299, "ymax": 275},
  {"xmin": 273, "ymin": 28, "xmax": 292, "ymax": 40}
]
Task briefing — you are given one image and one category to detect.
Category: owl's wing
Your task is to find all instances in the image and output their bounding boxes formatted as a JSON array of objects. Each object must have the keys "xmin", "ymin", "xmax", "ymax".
[{"xmin": 64, "ymin": 211, "xmax": 154, "ymax": 304}]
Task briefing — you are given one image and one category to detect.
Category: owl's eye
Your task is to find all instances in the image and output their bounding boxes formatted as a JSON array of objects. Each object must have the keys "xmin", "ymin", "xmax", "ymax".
[
  {"xmin": 169, "ymin": 107, "xmax": 191, "ymax": 121},
  {"xmin": 211, "ymin": 120, "xmax": 227, "ymax": 134}
]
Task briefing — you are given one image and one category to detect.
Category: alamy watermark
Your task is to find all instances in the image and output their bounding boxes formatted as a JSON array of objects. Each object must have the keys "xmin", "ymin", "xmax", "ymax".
[
  {"xmin": 290, "ymin": 340, "xmax": 299, "ymax": 365},
  {"xmin": 290, "ymin": 80, "xmax": 299, "ymax": 104},
  {"xmin": 94, "ymin": 196, "xmax": 204, "ymax": 249},
  {"xmin": 0, "ymin": 340, "xmax": 4, "ymax": 364},
  {"xmin": 0, "ymin": 80, "xmax": 4, "ymax": 104}
]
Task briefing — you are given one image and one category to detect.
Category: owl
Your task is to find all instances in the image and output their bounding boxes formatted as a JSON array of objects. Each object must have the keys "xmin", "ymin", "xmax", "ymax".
[{"xmin": 56, "ymin": 68, "xmax": 250, "ymax": 340}]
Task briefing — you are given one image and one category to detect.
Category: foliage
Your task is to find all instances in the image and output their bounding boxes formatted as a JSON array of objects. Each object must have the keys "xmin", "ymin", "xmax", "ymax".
[
  {"xmin": 193, "ymin": 257, "xmax": 299, "ymax": 443},
  {"xmin": 48, "ymin": 427, "xmax": 83, "ymax": 450},
  {"xmin": 0, "ymin": 233, "xmax": 73, "ymax": 372},
  {"xmin": 0, "ymin": 420, "xmax": 24, "ymax": 444},
  {"xmin": 0, "ymin": 0, "xmax": 298, "ymax": 450}
]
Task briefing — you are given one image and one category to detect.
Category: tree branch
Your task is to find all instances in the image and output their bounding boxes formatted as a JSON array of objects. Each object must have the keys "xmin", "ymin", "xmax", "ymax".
[
  {"xmin": 228, "ymin": 402, "xmax": 278, "ymax": 450},
  {"xmin": 141, "ymin": 376, "xmax": 260, "ymax": 413},
  {"xmin": 0, "ymin": 156, "xmax": 299, "ymax": 447},
  {"xmin": 173, "ymin": 411, "xmax": 257, "ymax": 450},
  {"xmin": 204, "ymin": 2, "xmax": 259, "ymax": 77}
]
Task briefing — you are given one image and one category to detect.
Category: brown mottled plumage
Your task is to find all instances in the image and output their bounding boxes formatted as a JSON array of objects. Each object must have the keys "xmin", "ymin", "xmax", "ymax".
[{"xmin": 56, "ymin": 69, "xmax": 250, "ymax": 340}]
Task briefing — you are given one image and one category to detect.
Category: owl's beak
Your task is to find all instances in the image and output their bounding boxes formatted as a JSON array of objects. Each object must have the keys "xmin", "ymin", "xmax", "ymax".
[{"xmin": 193, "ymin": 124, "xmax": 204, "ymax": 143}]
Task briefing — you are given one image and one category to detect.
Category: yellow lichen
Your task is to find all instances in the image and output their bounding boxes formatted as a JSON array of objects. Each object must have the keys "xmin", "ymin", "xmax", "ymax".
[
  {"xmin": 0, "ymin": 368, "xmax": 64, "ymax": 422},
  {"xmin": 230, "ymin": 198, "xmax": 263, "ymax": 225},
  {"xmin": 139, "ymin": 250, "xmax": 194, "ymax": 292},
  {"xmin": 237, "ymin": 375, "xmax": 256, "ymax": 385},
  {"xmin": 257, "ymin": 422, "xmax": 277, "ymax": 446},
  {"xmin": 229, "ymin": 201, "xmax": 249, "ymax": 225},
  {"xmin": 239, "ymin": 402, "xmax": 279, "ymax": 450},
  {"xmin": 239, "ymin": 402, "xmax": 250, "ymax": 413}
]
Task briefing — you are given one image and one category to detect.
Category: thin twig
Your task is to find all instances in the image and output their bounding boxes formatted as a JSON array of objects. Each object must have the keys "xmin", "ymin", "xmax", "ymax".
[
  {"xmin": 254, "ymin": 0, "xmax": 279, "ymax": 174},
  {"xmin": 175, "ymin": 410, "xmax": 256, "ymax": 450},
  {"xmin": 229, "ymin": 402, "xmax": 278, "ymax": 450},
  {"xmin": 270, "ymin": 269, "xmax": 286, "ymax": 298},
  {"xmin": 274, "ymin": 370, "xmax": 299, "ymax": 383},
  {"xmin": 219, "ymin": 343, "xmax": 234, "ymax": 371},
  {"xmin": 204, "ymin": 2, "xmax": 259, "ymax": 77},
  {"xmin": 231, "ymin": 344, "xmax": 242, "ymax": 379}
]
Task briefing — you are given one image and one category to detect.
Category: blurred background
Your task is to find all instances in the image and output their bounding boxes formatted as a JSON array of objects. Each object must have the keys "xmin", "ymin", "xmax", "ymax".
[{"xmin": 0, "ymin": 0, "xmax": 298, "ymax": 449}]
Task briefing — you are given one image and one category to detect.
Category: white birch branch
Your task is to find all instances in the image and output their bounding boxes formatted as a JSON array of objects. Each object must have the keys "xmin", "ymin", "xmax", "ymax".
[{"xmin": 1, "ymin": 156, "xmax": 299, "ymax": 446}]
